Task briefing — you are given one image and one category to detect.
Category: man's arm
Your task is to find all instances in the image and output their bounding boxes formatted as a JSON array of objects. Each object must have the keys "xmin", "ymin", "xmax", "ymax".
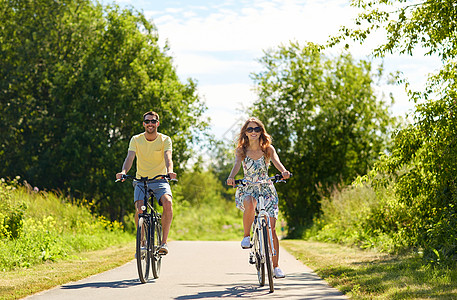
[
  {"xmin": 116, "ymin": 150, "xmax": 135, "ymax": 180},
  {"xmin": 164, "ymin": 150, "xmax": 177, "ymax": 179}
]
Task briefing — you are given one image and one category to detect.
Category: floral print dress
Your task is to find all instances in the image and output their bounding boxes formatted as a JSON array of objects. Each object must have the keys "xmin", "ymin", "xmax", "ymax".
[{"xmin": 235, "ymin": 155, "xmax": 279, "ymax": 219}]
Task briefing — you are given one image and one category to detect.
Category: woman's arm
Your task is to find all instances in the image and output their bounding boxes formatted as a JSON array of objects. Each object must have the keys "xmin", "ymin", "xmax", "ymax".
[
  {"xmin": 226, "ymin": 149, "xmax": 243, "ymax": 186},
  {"xmin": 268, "ymin": 145, "xmax": 290, "ymax": 179}
]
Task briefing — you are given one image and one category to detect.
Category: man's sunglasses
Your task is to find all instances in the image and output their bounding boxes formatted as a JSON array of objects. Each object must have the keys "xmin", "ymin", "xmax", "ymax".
[
  {"xmin": 246, "ymin": 126, "xmax": 262, "ymax": 133},
  {"xmin": 144, "ymin": 119, "xmax": 158, "ymax": 124}
]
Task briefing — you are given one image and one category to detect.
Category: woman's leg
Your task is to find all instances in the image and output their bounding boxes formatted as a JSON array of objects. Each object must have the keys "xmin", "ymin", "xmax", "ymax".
[
  {"xmin": 270, "ymin": 217, "xmax": 280, "ymax": 268},
  {"xmin": 243, "ymin": 196, "xmax": 256, "ymax": 237}
]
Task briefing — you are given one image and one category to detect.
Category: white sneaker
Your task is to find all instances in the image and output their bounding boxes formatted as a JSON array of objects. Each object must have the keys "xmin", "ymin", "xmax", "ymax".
[
  {"xmin": 241, "ymin": 236, "xmax": 251, "ymax": 249},
  {"xmin": 135, "ymin": 246, "xmax": 146, "ymax": 259},
  {"xmin": 274, "ymin": 267, "xmax": 285, "ymax": 278}
]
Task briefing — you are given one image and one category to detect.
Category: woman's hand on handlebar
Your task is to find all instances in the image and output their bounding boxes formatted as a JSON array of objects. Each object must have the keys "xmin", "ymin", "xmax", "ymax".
[
  {"xmin": 226, "ymin": 177, "xmax": 235, "ymax": 187},
  {"xmin": 281, "ymin": 171, "xmax": 291, "ymax": 180},
  {"xmin": 167, "ymin": 172, "xmax": 177, "ymax": 180}
]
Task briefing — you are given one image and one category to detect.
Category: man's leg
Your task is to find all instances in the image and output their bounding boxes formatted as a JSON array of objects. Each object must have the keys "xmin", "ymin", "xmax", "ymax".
[
  {"xmin": 160, "ymin": 194, "xmax": 173, "ymax": 244},
  {"xmin": 134, "ymin": 200, "xmax": 144, "ymax": 228},
  {"xmin": 135, "ymin": 200, "xmax": 146, "ymax": 249}
]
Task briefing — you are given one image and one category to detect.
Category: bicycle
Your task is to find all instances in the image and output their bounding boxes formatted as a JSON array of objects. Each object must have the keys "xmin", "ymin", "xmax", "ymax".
[
  {"xmin": 116, "ymin": 174, "xmax": 176, "ymax": 283},
  {"xmin": 235, "ymin": 173, "xmax": 291, "ymax": 293}
]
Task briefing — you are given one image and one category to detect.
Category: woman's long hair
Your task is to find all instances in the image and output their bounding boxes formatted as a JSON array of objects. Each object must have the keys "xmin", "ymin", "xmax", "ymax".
[{"xmin": 236, "ymin": 117, "xmax": 272, "ymax": 161}]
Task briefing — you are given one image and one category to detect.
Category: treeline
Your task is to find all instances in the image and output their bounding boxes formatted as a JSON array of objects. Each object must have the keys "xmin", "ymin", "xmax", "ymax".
[
  {"xmin": 0, "ymin": 0, "xmax": 208, "ymax": 221},
  {"xmin": 309, "ymin": 0, "xmax": 457, "ymax": 264}
]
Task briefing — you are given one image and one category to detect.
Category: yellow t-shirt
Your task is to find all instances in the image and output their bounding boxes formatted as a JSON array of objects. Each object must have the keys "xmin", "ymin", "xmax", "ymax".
[{"xmin": 128, "ymin": 132, "xmax": 172, "ymax": 179}]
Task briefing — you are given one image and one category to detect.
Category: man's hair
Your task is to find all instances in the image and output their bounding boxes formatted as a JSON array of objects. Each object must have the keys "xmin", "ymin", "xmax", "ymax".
[{"xmin": 143, "ymin": 111, "xmax": 160, "ymax": 121}]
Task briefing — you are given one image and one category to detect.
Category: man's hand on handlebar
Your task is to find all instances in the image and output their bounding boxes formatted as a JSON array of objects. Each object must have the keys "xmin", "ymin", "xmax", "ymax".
[
  {"xmin": 167, "ymin": 172, "xmax": 177, "ymax": 180},
  {"xmin": 116, "ymin": 172, "xmax": 126, "ymax": 182}
]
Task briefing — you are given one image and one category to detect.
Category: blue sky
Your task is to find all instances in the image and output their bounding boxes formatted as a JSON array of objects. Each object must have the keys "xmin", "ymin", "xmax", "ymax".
[{"xmin": 108, "ymin": 0, "xmax": 440, "ymax": 141}]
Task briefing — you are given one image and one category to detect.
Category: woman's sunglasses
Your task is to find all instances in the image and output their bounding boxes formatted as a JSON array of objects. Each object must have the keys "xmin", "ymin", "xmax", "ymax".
[
  {"xmin": 144, "ymin": 119, "xmax": 158, "ymax": 124},
  {"xmin": 246, "ymin": 126, "xmax": 262, "ymax": 133}
]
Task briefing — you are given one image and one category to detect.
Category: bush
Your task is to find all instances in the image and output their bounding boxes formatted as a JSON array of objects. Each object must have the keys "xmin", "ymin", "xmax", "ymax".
[
  {"xmin": 0, "ymin": 177, "xmax": 26, "ymax": 239},
  {"xmin": 309, "ymin": 181, "xmax": 410, "ymax": 254},
  {"xmin": 0, "ymin": 178, "xmax": 133, "ymax": 271}
]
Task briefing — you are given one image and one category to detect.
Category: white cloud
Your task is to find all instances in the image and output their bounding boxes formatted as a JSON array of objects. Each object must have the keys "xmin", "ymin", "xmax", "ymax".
[
  {"xmin": 148, "ymin": 0, "xmax": 359, "ymax": 54},
  {"xmin": 139, "ymin": 0, "xmax": 443, "ymax": 137},
  {"xmin": 198, "ymin": 83, "xmax": 255, "ymax": 138},
  {"xmin": 198, "ymin": 83, "xmax": 256, "ymax": 108},
  {"xmin": 173, "ymin": 53, "xmax": 259, "ymax": 76}
]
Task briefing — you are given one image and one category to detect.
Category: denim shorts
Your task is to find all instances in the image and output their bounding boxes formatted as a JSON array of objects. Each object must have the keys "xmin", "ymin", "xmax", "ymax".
[{"xmin": 133, "ymin": 179, "xmax": 172, "ymax": 206}]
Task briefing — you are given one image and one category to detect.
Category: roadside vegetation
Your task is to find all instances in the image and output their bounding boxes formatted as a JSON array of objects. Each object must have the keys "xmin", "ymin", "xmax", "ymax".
[
  {"xmin": 282, "ymin": 240, "xmax": 457, "ymax": 299},
  {"xmin": 0, "ymin": 177, "xmax": 133, "ymax": 272}
]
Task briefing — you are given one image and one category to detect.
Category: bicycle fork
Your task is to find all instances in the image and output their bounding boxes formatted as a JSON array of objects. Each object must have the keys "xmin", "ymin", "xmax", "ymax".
[
  {"xmin": 263, "ymin": 216, "xmax": 277, "ymax": 257},
  {"xmin": 258, "ymin": 212, "xmax": 277, "ymax": 258}
]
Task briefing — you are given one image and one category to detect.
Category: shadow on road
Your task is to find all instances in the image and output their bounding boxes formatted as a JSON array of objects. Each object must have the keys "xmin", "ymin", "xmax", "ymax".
[
  {"xmin": 174, "ymin": 285, "xmax": 268, "ymax": 299},
  {"xmin": 61, "ymin": 278, "xmax": 141, "ymax": 290},
  {"xmin": 174, "ymin": 272, "xmax": 346, "ymax": 299}
]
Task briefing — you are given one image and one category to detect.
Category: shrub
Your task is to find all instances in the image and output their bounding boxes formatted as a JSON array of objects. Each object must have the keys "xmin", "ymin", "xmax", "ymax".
[{"xmin": 0, "ymin": 178, "xmax": 133, "ymax": 271}]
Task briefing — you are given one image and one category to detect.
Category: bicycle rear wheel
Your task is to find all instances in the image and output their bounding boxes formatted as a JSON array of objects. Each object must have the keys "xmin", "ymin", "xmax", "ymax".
[
  {"xmin": 136, "ymin": 217, "xmax": 150, "ymax": 283},
  {"xmin": 262, "ymin": 221, "xmax": 274, "ymax": 293},
  {"xmin": 253, "ymin": 227, "xmax": 265, "ymax": 286},
  {"xmin": 151, "ymin": 220, "xmax": 162, "ymax": 279}
]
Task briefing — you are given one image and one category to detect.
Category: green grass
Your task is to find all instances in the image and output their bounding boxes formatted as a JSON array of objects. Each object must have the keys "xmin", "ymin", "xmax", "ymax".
[
  {"xmin": 282, "ymin": 240, "xmax": 457, "ymax": 299},
  {"xmin": 0, "ymin": 178, "xmax": 134, "ymax": 271},
  {"xmin": 0, "ymin": 242, "xmax": 134, "ymax": 300}
]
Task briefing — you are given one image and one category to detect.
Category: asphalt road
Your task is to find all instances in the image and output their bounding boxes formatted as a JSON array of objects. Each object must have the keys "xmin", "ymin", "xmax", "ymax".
[{"xmin": 24, "ymin": 241, "xmax": 348, "ymax": 299}]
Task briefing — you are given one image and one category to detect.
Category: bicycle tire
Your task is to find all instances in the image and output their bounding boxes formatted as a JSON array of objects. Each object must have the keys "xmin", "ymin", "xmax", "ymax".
[
  {"xmin": 262, "ymin": 221, "xmax": 274, "ymax": 293},
  {"xmin": 151, "ymin": 220, "xmax": 162, "ymax": 279},
  {"xmin": 254, "ymin": 227, "xmax": 265, "ymax": 286},
  {"xmin": 136, "ymin": 217, "xmax": 150, "ymax": 283}
]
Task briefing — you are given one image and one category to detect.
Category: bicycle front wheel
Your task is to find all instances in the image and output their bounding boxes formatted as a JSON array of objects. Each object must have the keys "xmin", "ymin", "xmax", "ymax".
[
  {"xmin": 151, "ymin": 220, "xmax": 162, "ymax": 279},
  {"xmin": 136, "ymin": 217, "xmax": 150, "ymax": 283},
  {"xmin": 253, "ymin": 226, "xmax": 265, "ymax": 286},
  {"xmin": 262, "ymin": 221, "xmax": 274, "ymax": 293}
]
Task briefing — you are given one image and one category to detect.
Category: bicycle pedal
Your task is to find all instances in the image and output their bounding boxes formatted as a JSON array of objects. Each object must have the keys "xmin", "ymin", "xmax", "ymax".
[{"xmin": 249, "ymin": 253, "xmax": 256, "ymax": 264}]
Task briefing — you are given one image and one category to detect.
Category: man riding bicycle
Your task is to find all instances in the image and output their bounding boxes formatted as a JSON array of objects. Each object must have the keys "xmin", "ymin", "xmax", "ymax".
[{"xmin": 116, "ymin": 111, "xmax": 177, "ymax": 255}]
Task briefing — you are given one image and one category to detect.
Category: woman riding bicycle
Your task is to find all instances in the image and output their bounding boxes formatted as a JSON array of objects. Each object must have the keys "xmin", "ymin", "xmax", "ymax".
[{"xmin": 226, "ymin": 117, "xmax": 290, "ymax": 279}]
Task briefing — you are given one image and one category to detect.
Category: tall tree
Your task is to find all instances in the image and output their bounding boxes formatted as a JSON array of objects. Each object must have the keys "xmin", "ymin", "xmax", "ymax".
[
  {"xmin": 0, "ymin": 0, "xmax": 208, "ymax": 221},
  {"xmin": 250, "ymin": 42, "xmax": 395, "ymax": 237},
  {"xmin": 330, "ymin": 0, "xmax": 457, "ymax": 261}
]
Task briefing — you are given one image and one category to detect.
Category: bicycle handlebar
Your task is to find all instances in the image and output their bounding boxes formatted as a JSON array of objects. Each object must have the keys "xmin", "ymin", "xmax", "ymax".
[
  {"xmin": 234, "ymin": 173, "xmax": 293, "ymax": 187},
  {"xmin": 115, "ymin": 174, "xmax": 178, "ymax": 183}
]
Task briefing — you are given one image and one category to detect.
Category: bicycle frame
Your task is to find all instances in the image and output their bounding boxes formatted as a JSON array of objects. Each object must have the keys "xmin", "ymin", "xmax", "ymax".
[
  {"xmin": 116, "ymin": 174, "xmax": 176, "ymax": 282},
  {"xmin": 252, "ymin": 181, "xmax": 277, "ymax": 259},
  {"xmin": 235, "ymin": 174, "xmax": 287, "ymax": 292}
]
